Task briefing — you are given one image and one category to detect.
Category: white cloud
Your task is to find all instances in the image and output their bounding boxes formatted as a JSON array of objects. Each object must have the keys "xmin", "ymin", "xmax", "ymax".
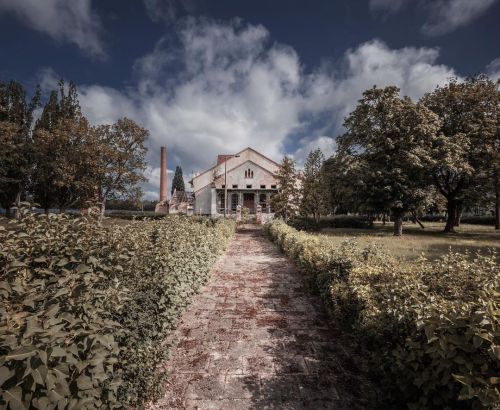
[
  {"xmin": 422, "ymin": 0, "xmax": 497, "ymax": 36},
  {"xmin": 0, "ymin": 0, "xmax": 104, "ymax": 57},
  {"xmin": 63, "ymin": 19, "xmax": 457, "ymax": 199},
  {"xmin": 143, "ymin": 0, "xmax": 197, "ymax": 23},
  {"xmin": 369, "ymin": 0, "xmax": 497, "ymax": 36},
  {"xmin": 486, "ymin": 57, "xmax": 500, "ymax": 81},
  {"xmin": 293, "ymin": 136, "xmax": 337, "ymax": 167}
]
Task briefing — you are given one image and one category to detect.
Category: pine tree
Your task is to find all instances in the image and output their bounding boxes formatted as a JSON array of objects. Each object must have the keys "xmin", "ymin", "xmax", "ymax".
[
  {"xmin": 171, "ymin": 166, "xmax": 185, "ymax": 195},
  {"xmin": 271, "ymin": 156, "xmax": 300, "ymax": 222},
  {"xmin": 300, "ymin": 149, "xmax": 329, "ymax": 223}
]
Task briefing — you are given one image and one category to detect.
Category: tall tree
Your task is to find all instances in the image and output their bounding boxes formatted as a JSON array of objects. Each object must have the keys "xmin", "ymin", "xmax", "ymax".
[
  {"xmin": 421, "ymin": 75, "xmax": 499, "ymax": 232},
  {"xmin": 271, "ymin": 156, "xmax": 300, "ymax": 222},
  {"xmin": 300, "ymin": 148, "xmax": 329, "ymax": 223},
  {"xmin": 0, "ymin": 81, "xmax": 40, "ymax": 216},
  {"xmin": 32, "ymin": 81, "xmax": 94, "ymax": 212},
  {"xmin": 93, "ymin": 118, "xmax": 148, "ymax": 222},
  {"xmin": 339, "ymin": 86, "xmax": 439, "ymax": 235},
  {"xmin": 171, "ymin": 165, "xmax": 185, "ymax": 195},
  {"xmin": 323, "ymin": 153, "xmax": 358, "ymax": 215}
]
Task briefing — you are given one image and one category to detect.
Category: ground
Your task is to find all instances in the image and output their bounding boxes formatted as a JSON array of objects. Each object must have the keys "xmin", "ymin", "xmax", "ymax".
[
  {"xmin": 148, "ymin": 226, "xmax": 373, "ymax": 410},
  {"xmin": 322, "ymin": 222, "xmax": 499, "ymax": 260}
]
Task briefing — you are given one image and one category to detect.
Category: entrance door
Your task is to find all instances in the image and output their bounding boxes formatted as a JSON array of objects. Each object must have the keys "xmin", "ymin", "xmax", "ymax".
[{"xmin": 243, "ymin": 193, "xmax": 255, "ymax": 213}]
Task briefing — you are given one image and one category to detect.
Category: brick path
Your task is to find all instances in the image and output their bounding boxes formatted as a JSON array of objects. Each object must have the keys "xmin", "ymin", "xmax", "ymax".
[{"xmin": 149, "ymin": 226, "xmax": 369, "ymax": 409}]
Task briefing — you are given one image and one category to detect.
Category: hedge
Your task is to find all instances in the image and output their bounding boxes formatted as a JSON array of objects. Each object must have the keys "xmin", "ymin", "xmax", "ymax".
[
  {"xmin": 290, "ymin": 215, "xmax": 373, "ymax": 231},
  {"xmin": 0, "ymin": 206, "xmax": 235, "ymax": 408},
  {"xmin": 420, "ymin": 215, "xmax": 496, "ymax": 226},
  {"xmin": 265, "ymin": 219, "xmax": 499, "ymax": 409}
]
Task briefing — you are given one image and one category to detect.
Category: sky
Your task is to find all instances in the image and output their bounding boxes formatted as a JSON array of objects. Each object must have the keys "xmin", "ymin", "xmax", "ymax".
[{"xmin": 1, "ymin": 0, "xmax": 499, "ymax": 199}]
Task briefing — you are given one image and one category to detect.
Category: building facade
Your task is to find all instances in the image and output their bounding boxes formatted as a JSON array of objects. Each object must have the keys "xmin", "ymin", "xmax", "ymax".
[{"xmin": 190, "ymin": 147, "xmax": 280, "ymax": 216}]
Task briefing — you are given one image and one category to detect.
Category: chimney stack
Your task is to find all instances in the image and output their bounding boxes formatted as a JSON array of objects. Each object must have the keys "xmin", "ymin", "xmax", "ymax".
[{"xmin": 160, "ymin": 146, "xmax": 167, "ymax": 202}]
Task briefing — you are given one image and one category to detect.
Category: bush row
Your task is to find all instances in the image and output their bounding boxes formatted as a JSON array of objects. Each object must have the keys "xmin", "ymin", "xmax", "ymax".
[
  {"xmin": 0, "ymin": 207, "xmax": 235, "ymax": 409},
  {"xmin": 289, "ymin": 215, "xmax": 373, "ymax": 231},
  {"xmin": 420, "ymin": 215, "xmax": 496, "ymax": 226},
  {"xmin": 265, "ymin": 219, "xmax": 499, "ymax": 409}
]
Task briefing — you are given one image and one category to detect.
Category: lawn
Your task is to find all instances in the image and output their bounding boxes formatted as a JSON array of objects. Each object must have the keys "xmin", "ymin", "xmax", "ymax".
[{"xmin": 321, "ymin": 221, "xmax": 500, "ymax": 260}]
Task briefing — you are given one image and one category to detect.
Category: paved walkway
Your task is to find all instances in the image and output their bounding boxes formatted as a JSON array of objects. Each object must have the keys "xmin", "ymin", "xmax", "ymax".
[{"xmin": 149, "ymin": 227, "xmax": 369, "ymax": 409}]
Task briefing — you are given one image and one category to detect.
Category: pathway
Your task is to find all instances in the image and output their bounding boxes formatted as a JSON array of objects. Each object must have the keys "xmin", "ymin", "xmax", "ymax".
[{"xmin": 149, "ymin": 226, "xmax": 370, "ymax": 409}]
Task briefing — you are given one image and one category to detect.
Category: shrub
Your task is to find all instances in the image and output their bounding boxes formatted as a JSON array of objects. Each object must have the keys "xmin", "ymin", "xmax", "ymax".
[
  {"xmin": 289, "ymin": 215, "xmax": 372, "ymax": 231},
  {"xmin": 420, "ymin": 214, "xmax": 495, "ymax": 225},
  {"xmin": 265, "ymin": 219, "xmax": 500, "ymax": 409},
  {"xmin": 0, "ymin": 206, "xmax": 235, "ymax": 408}
]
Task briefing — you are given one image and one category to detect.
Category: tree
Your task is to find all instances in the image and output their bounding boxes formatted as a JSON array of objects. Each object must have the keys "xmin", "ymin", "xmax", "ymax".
[
  {"xmin": 0, "ymin": 81, "xmax": 40, "ymax": 216},
  {"xmin": 323, "ymin": 153, "xmax": 358, "ymax": 215},
  {"xmin": 32, "ymin": 81, "xmax": 94, "ymax": 212},
  {"xmin": 93, "ymin": 118, "xmax": 148, "ymax": 222},
  {"xmin": 421, "ymin": 76, "xmax": 499, "ymax": 232},
  {"xmin": 339, "ymin": 86, "xmax": 439, "ymax": 235},
  {"xmin": 300, "ymin": 148, "xmax": 329, "ymax": 223},
  {"xmin": 271, "ymin": 156, "xmax": 300, "ymax": 222},
  {"xmin": 171, "ymin": 166, "xmax": 185, "ymax": 195}
]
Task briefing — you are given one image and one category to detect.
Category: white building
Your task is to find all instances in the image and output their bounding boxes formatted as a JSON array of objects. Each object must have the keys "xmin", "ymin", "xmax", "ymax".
[{"xmin": 189, "ymin": 147, "xmax": 280, "ymax": 216}]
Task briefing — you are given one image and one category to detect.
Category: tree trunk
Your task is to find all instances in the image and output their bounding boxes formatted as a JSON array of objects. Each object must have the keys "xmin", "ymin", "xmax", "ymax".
[
  {"xmin": 393, "ymin": 216, "xmax": 403, "ymax": 236},
  {"xmin": 454, "ymin": 202, "xmax": 462, "ymax": 227},
  {"xmin": 495, "ymin": 189, "xmax": 500, "ymax": 230},
  {"xmin": 99, "ymin": 198, "xmax": 106, "ymax": 226},
  {"xmin": 444, "ymin": 199, "xmax": 457, "ymax": 233},
  {"xmin": 393, "ymin": 210, "xmax": 403, "ymax": 236},
  {"xmin": 411, "ymin": 211, "xmax": 425, "ymax": 229}
]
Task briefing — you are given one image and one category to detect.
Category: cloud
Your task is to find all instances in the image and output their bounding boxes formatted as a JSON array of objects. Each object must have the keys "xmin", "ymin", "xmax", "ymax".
[
  {"xmin": 143, "ymin": 0, "xmax": 197, "ymax": 23},
  {"xmin": 369, "ymin": 0, "xmax": 497, "ymax": 36},
  {"xmin": 486, "ymin": 57, "xmax": 500, "ymax": 81},
  {"xmin": 59, "ymin": 19, "xmax": 456, "ymax": 199},
  {"xmin": 293, "ymin": 136, "xmax": 337, "ymax": 167},
  {"xmin": 0, "ymin": 0, "xmax": 104, "ymax": 57},
  {"xmin": 422, "ymin": 0, "xmax": 497, "ymax": 36}
]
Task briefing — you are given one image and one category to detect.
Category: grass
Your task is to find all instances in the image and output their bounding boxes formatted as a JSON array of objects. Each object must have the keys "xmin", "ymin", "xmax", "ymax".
[{"xmin": 321, "ymin": 221, "xmax": 499, "ymax": 260}]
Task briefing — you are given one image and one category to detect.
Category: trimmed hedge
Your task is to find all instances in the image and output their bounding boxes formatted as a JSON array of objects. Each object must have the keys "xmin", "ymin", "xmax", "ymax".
[
  {"xmin": 265, "ymin": 219, "xmax": 500, "ymax": 409},
  {"xmin": 0, "ymin": 207, "xmax": 235, "ymax": 408},
  {"xmin": 290, "ymin": 215, "xmax": 372, "ymax": 231},
  {"xmin": 420, "ymin": 215, "xmax": 495, "ymax": 226}
]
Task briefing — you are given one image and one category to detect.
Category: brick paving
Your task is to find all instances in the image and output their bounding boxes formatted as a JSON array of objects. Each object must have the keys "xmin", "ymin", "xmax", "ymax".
[{"xmin": 149, "ymin": 226, "xmax": 370, "ymax": 409}]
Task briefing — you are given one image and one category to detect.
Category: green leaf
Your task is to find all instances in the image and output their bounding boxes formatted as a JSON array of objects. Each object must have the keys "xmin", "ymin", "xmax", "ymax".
[
  {"xmin": 5, "ymin": 347, "xmax": 36, "ymax": 361},
  {"xmin": 76, "ymin": 375, "xmax": 93, "ymax": 390},
  {"xmin": 0, "ymin": 366, "xmax": 12, "ymax": 386}
]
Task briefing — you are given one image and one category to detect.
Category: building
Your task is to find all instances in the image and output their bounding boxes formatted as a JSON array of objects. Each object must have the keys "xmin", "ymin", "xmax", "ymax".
[
  {"xmin": 190, "ymin": 147, "xmax": 280, "ymax": 216},
  {"xmin": 169, "ymin": 189, "xmax": 194, "ymax": 214}
]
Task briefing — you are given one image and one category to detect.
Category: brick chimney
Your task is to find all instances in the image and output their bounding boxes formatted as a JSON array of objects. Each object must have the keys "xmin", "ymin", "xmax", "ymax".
[{"xmin": 160, "ymin": 146, "xmax": 167, "ymax": 202}]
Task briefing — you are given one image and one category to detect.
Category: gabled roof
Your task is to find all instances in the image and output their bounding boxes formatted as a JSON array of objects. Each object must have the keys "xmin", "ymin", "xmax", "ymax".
[{"xmin": 190, "ymin": 147, "xmax": 280, "ymax": 183}]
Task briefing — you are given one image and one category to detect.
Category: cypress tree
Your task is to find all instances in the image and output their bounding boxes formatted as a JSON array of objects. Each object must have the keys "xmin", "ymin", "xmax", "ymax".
[{"xmin": 171, "ymin": 166, "xmax": 185, "ymax": 195}]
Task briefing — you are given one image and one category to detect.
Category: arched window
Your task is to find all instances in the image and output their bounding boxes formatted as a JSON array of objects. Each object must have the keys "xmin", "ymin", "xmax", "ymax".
[{"xmin": 245, "ymin": 168, "xmax": 254, "ymax": 179}]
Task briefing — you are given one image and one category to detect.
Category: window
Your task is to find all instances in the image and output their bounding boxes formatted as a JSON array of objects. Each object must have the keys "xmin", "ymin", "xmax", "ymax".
[
  {"xmin": 259, "ymin": 193, "xmax": 267, "ymax": 211},
  {"xmin": 217, "ymin": 192, "xmax": 225, "ymax": 212},
  {"xmin": 246, "ymin": 185, "xmax": 252, "ymax": 189},
  {"xmin": 271, "ymin": 185, "xmax": 277, "ymax": 189},
  {"xmin": 244, "ymin": 168, "xmax": 254, "ymax": 178},
  {"xmin": 232, "ymin": 184, "xmax": 238, "ymax": 189},
  {"xmin": 221, "ymin": 184, "xmax": 225, "ymax": 188},
  {"xmin": 231, "ymin": 193, "xmax": 239, "ymax": 211},
  {"xmin": 260, "ymin": 185, "xmax": 266, "ymax": 189}
]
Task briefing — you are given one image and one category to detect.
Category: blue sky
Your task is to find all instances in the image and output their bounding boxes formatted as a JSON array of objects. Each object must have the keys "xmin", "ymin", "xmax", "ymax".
[{"xmin": 1, "ymin": 0, "xmax": 499, "ymax": 199}]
